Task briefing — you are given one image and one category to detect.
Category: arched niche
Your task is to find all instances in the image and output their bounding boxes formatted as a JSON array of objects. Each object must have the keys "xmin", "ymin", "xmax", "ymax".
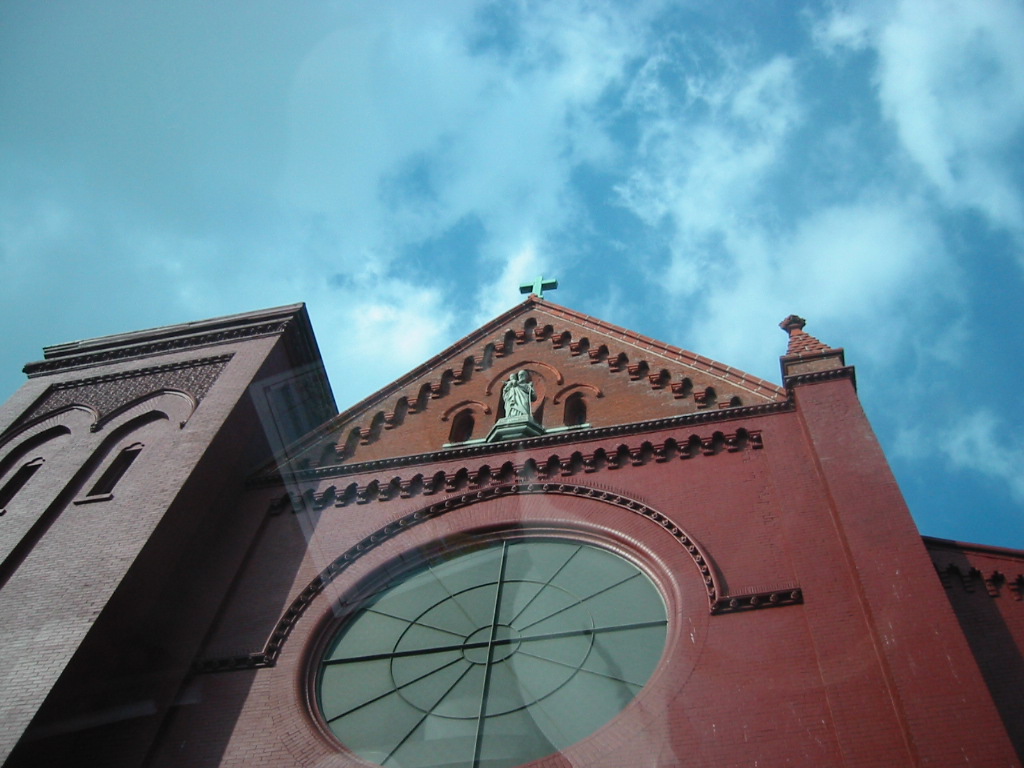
[{"xmin": 448, "ymin": 410, "xmax": 476, "ymax": 444}]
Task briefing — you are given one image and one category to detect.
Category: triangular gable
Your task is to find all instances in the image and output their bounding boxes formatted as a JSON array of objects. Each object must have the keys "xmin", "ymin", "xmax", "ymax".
[{"xmin": 280, "ymin": 297, "xmax": 785, "ymax": 470}]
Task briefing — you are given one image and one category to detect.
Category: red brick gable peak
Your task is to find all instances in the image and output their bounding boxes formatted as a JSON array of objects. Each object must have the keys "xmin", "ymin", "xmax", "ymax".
[
  {"xmin": 265, "ymin": 297, "xmax": 788, "ymax": 472},
  {"xmin": 332, "ymin": 297, "xmax": 783, "ymax": 425}
]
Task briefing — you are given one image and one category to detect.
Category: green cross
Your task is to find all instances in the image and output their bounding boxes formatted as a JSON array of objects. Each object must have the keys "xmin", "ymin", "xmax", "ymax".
[{"xmin": 519, "ymin": 275, "xmax": 558, "ymax": 298}]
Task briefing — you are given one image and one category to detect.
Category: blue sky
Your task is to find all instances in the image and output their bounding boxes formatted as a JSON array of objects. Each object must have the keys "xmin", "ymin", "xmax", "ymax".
[{"xmin": 3, "ymin": 1, "xmax": 1024, "ymax": 547}]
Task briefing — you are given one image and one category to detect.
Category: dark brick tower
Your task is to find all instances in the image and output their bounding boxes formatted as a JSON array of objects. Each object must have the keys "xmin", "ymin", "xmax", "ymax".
[
  {"xmin": 0, "ymin": 297, "xmax": 1021, "ymax": 767},
  {"xmin": 0, "ymin": 305, "xmax": 334, "ymax": 766}
]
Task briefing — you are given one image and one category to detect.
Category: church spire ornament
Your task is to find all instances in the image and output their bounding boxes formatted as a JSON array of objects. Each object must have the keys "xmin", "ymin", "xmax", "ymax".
[{"xmin": 519, "ymin": 275, "xmax": 558, "ymax": 298}]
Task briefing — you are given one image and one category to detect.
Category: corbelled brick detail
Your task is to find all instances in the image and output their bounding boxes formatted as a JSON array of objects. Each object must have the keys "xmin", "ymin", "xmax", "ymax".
[{"xmin": 14, "ymin": 355, "xmax": 230, "ymax": 429}]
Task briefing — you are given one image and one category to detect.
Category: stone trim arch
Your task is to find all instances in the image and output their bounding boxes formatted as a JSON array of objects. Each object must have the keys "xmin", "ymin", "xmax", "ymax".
[
  {"xmin": 0, "ymin": 424, "xmax": 74, "ymax": 480},
  {"xmin": 196, "ymin": 482, "xmax": 723, "ymax": 671},
  {"xmin": 0, "ymin": 409, "xmax": 170, "ymax": 590},
  {"xmin": 0, "ymin": 407, "xmax": 96, "ymax": 449},
  {"xmin": 94, "ymin": 389, "xmax": 199, "ymax": 431},
  {"xmin": 551, "ymin": 382, "xmax": 603, "ymax": 404},
  {"xmin": 439, "ymin": 399, "xmax": 492, "ymax": 421},
  {"xmin": 484, "ymin": 361, "xmax": 564, "ymax": 395}
]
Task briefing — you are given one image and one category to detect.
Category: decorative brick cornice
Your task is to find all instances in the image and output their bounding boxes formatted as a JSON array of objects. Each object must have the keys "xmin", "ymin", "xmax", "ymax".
[
  {"xmin": 254, "ymin": 402, "xmax": 790, "ymax": 486},
  {"xmin": 197, "ymin": 482, "xmax": 804, "ymax": 673},
  {"xmin": 936, "ymin": 563, "xmax": 1024, "ymax": 600},
  {"xmin": 269, "ymin": 427, "xmax": 764, "ymax": 513},
  {"xmin": 24, "ymin": 323, "xmax": 282, "ymax": 377},
  {"xmin": 783, "ymin": 366, "xmax": 856, "ymax": 391},
  {"xmin": 712, "ymin": 587, "xmax": 803, "ymax": 614},
  {"xmin": 13, "ymin": 355, "xmax": 231, "ymax": 431}
]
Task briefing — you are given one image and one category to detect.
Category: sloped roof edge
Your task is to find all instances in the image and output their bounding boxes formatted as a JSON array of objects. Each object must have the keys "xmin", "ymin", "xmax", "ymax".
[
  {"xmin": 923, "ymin": 535, "xmax": 1024, "ymax": 560},
  {"xmin": 534, "ymin": 298, "xmax": 784, "ymax": 397}
]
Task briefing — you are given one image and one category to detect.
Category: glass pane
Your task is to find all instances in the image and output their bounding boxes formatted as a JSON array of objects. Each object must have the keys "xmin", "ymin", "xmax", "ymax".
[
  {"xmin": 326, "ymin": 610, "xmax": 422, "ymax": 661},
  {"xmin": 477, "ymin": 704, "xmax": 560, "ymax": 767},
  {"xmin": 515, "ymin": 593, "xmax": 591, "ymax": 637},
  {"xmin": 540, "ymin": 666, "xmax": 633, "ymax": 747},
  {"xmin": 431, "ymin": 546, "xmax": 503, "ymax": 595},
  {"xmin": 582, "ymin": 573, "xmax": 666, "ymax": 627},
  {"xmin": 402, "ymin": 594, "xmax": 480, "ymax": 639},
  {"xmin": 374, "ymin": 573, "xmax": 456, "ymax": 622},
  {"xmin": 320, "ymin": 659, "xmax": 394, "ymax": 721},
  {"xmin": 393, "ymin": 622, "xmax": 466, "ymax": 656},
  {"xmin": 550, "ymin": 546, "xmax": 636, "ymax": 598},
  {"xmin": 430, "ymin": 661, "xmax": 485, "ymax": 720},
  {"xmin": 317, "ymin": 538, "xmax": 667, "ymax": 768},
  {"xmin": 509, "ymin": 584, "xmax": 584, "ymax": 633},
  {"xmin": 496, "ymin": 579, "xmax": 546, "ymax": 625},
  {"xmin": 391, "ymin": 650, "xmax": 466, "ymax": 694},
  {"xmin": 587, "ymin": 624, "xmax": 666, "ymax": 685},
  {"xmin": 446, "ymin": 583, "xmax": 501, "ymax": 631},
  {"xmin": 387, "ymin": 714, "xmax": 477, "ymax": 768},
  {"xmin": 396, "ymin": 654, "xmax": 475, "ymax": 719},
  {"xmin": 502, "ymin": 541, "xmax": 578, "ymax": 585},
  {"xmin": 328, "ymin": 683, "xmax": 425, "ymax": 759}
]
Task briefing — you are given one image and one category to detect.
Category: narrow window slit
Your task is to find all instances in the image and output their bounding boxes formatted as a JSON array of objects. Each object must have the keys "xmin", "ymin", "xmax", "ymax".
[{"xmin": 87, "ymin": 443, "xmax": 143, "ymax": 498}]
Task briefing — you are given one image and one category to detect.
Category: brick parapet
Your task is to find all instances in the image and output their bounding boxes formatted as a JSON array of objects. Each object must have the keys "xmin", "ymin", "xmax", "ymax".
[
  {"xmin": 783, "ymin": 376, "xmax": 1018, "ymax": 765},
  {"xmin": 925, "ymin": 536, "xmax": 1024, "ymax": 756}
]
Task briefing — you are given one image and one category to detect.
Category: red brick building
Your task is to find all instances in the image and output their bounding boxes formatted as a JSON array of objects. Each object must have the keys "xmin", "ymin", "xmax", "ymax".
[{"xmin": 0, "ymin": 297, "xmax": 1021, "ymax": 767}]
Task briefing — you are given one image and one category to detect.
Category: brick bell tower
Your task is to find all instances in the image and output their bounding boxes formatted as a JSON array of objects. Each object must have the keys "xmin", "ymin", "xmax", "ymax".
[
  {"xmin": 0, "ymin": 305, "xmax": 335, "ymax": 767},
  {"xmin": 0, "ymin": 297, "xmax": 1020, "ymax": 767}
]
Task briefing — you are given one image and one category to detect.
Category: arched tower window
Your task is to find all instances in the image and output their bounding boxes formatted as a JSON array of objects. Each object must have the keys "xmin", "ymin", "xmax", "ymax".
[
  {"xmin": 87, "ymin": 443, "xmax": 143, "ymax": 497},
  {"xmin": 0, "ymin": 458, "xmax": 44, "ymax": 512},
  {"xmin": 563, "ymin": 393, "xmax": 587, "ymax": 427},
  {"xmin": 449, "ymin": 410, "xmax": 475, "ymax": 444}
]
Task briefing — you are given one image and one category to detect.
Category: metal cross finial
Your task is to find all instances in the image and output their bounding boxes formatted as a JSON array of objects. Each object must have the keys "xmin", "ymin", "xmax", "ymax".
[{"xmin": 519, "ymin": 275, "xmax": 558, "ymax": 298}]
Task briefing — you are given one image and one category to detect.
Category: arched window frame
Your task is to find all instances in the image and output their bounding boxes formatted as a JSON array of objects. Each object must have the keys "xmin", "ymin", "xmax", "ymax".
[
  {"xmin": 0, "ymin": 457, "xmax": 44, "ymax": 515},
  {"xmin": 448, "ymin": 410, "xmax": 476, "ymax": 444},
  {"xmin": 75, "ymin": 442, "xmax": 144, "ymax": 504},
  {"xmin": 563, "ymin": 392, "xmax": 588, "ymax": 427}
]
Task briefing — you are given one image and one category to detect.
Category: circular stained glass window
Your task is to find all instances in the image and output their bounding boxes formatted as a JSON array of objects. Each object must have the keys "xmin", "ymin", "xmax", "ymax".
[{"xmin": 316, "ymin": 538, "xmax": 668, "ymax": 768}]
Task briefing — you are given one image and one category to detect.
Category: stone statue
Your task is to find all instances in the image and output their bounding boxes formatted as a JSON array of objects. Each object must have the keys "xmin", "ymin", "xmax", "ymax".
[
  {"xmin": 501, "ymin": 370, "xmax": 536, "ymax": 420},
  {"xmin": 486, "ymin": 369, "xmax": 544, "ymax": 442}
]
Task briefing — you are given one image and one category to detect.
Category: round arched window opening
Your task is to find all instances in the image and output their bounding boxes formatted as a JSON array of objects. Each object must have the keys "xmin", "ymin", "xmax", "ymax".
[
  {"xmin": 563, "ymin": 392, "xmax": 587, "ymax": 427},
  {"xmin": 315, "ymin": 538, "xmax": 668, "ymax": 768},
  {"xmin": 448, "ymin": 410, "xmax": 475, "ymax": 444}
]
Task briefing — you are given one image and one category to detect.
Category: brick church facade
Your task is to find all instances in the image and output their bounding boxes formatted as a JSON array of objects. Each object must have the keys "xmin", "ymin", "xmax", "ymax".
[{"xmin": 0, "ymin": 297, "xmax": 1021, "ymax": 767}]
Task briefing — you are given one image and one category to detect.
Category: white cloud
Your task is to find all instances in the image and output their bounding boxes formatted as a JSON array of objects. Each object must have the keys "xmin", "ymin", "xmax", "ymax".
[
  {"xmin": 279, "ymin": 0, "xmax": 664, "ymax": 285},
  {"xmin": 472, "ymin": 241, "xmax": 545, "ymax": 325},
  {"xmin": 617, "ymin": 51, "xmax": 803, "ymax": 295},
  {"xmin": 690, "ymin": 196, "xmax": 958, "ymax": 381},
  {"xmin": 940, "ymin": 409, "xmax": 1024, "ymax": 503},
  {"xmin": 329, "ymin": 283, "xmax": 456, "ymax": 400},
  {"xmin": 0, "ymin": 0, "xmax": 668, "ymax": 400},
  {"xmin": 816, "ymin": 0, "xmax": 1024, "ymax": 242}
]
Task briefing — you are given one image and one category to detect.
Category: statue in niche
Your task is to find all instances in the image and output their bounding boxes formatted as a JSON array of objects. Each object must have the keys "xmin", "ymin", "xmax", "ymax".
[
  {"xmin": 486, "ymin": 368, "xmax": 544, "ymax": 442},
  {"xmin": 501, "ymin": 370, "xmax": 536, "ymax": 420}
]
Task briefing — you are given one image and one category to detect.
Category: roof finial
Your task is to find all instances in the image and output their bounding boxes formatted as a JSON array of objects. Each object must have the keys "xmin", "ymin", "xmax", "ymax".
[
  {"xmin": 519, "ymin": 275, "xmax": 558, "ymax": 299},
  {"xmin": 779, "ymin": 315, "xmax": 837, "ymax": 358},
  {"xmin": 779, "ymin": 315, "xmax": 807, "ymax": 336},
  {"xmin": 778, "ymin": 315, "xmax": 848, "ymax": 384}
]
